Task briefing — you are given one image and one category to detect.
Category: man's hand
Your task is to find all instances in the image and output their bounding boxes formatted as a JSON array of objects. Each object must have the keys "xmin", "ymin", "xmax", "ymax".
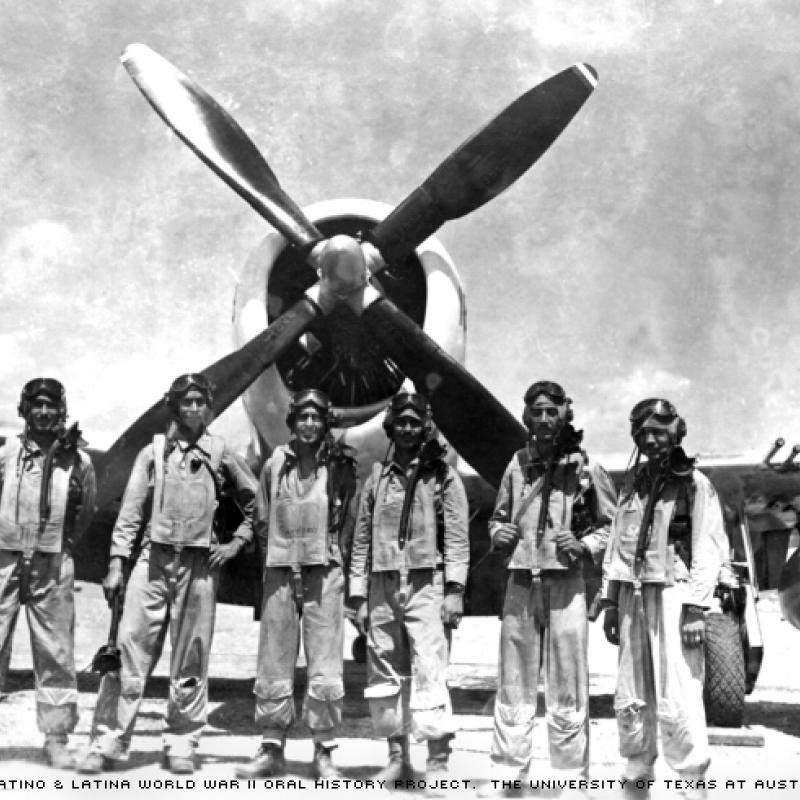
[
  {"xmin": 102, "ymin": 557, "xmax": 125, "ymax": 605},
  {"xmin": 681, "ymin": 605, "xmax": 706, "ymax": 648},
  {"xmin": 555, "ymin": 531, "xmax": 586, "ymax": 563},
  {"xmin": 603, "ymin": 606, "xmax": 620, "ymax": 645},
  {"xmin": 491, "ymin": 523, "xmax": 520, "ymax": 554},
  {"xmin": 208, "ymin": 538, "xmax": 245, "ymax": 569},
  {"xmin": 441, "ymin": 584, "xmax": 464, "ymax": 629},
  {"xmin": 348, "ymin": 597, "xmax": 369, "ymax": 635}
]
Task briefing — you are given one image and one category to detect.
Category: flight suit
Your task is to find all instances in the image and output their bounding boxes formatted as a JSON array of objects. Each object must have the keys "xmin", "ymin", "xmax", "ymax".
[
  {"xmin": 488, "ymin": 445, "xmax": 616, "ymax": 778},
  {"xmin": 349, "ymin": 457, "xmax": 469, "ymax": 741},
  {"xmin": 0, "ymin": 435, "xmax": 96, "ymax": 734},
  {"xmin": 603, "ymin": 469, "xmax": 728, "ymax": 780},
  {"xmin": 87, "ymin": 432, "xmax": 256, "ymax": 760},
  {"xmin": 253, "ymin": 444, "xmax": 356, "ymax": 746}
]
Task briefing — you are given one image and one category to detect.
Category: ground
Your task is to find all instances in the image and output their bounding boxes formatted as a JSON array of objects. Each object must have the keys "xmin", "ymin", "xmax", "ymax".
[{"xmin": 1, "ymin": 585, "xmax": 799, "ymax": 799}]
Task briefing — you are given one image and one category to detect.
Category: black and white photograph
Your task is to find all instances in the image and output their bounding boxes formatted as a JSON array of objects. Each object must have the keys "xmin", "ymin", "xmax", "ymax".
[{"xmin": 1, "ymin": 2, "xmax": 800, "ymax": 798}]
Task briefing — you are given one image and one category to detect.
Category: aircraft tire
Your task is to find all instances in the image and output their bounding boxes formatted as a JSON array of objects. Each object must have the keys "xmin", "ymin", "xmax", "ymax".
[{"xmin": 703, "ymin": 611, "xmax": 746, "ymax": 727}]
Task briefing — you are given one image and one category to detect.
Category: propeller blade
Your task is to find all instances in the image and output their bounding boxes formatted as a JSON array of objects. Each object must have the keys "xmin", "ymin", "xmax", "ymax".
[
  {"xmin": 95, "ymin": 296, "xmax": 322, "ymax": 509},
  {"xmin": 368, "ymin": 63, "xmax": 598, "ymax": 266},
  {"xmin": 120, "ymin": 43, "xmax": 322, "ymax": 249},
  {"xmin": 361, "ymin": 297, "xmax": 527, "ymax": 487}
]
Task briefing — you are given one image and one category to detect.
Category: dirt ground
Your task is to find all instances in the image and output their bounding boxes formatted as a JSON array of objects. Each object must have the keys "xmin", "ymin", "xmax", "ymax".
[{"xmin": 1, "ymin": 585, "xmax": 799, "ymax": 799}]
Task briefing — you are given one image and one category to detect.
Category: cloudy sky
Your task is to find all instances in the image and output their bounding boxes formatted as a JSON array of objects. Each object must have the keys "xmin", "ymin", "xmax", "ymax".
[{"xmin": 2, "ymin": 0, "xmax": 799, "ymax": 464}]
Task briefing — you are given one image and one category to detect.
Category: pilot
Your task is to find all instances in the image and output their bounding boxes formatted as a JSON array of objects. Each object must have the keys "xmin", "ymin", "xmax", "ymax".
[
  {"xmin": 236, "ymin": 388, "xmax": 357, "ymax": 780},
  {"xmin": 78, "ymin": 373, "xmax": 257, "ymax": 775},
  {"xmin": 602, "ymin": 399, "xmax": 728, "ymax": 800},
  {"xmin": 479, "ymin": 381, "xmax": 617, "ymax": 796},
  {"xmin": 0, "ymin": 378, "xmax": 96, "ymax": 769},
  {"xmin": 348, "ymin": 392, "xmax": 469, "ymax": 793}
]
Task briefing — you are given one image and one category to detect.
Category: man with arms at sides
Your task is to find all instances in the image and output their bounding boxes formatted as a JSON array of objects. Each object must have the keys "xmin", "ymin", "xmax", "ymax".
[
  {"xmin": 0, "ymin": 378, "xmax": 96, "ymax": 768},
  {"xmin": 236, "ymin": 388, "xmax": 358, "ymax": 779},
  {"xmin": 349, "ymin": 392, "xmax": 469, "ymax": 795},
  {"xmin": 602, "ymin": 399, "xmax": 728, "ymax": 800}
]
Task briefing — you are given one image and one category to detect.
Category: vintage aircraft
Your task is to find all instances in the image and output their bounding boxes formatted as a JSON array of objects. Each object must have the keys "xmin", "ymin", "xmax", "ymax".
[
  {"xmin": 55, "ymin": 45, "xmax": 800, "ymax": 731},
  {"xmin": 73, "ymin": 42, "xmax": 599, "ymax": 586}
]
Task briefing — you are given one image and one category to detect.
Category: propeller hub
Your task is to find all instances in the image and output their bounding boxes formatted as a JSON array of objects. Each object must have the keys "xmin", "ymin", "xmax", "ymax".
[{"xmin": 316, "ymin": 235, "xmax": 369, "ymax": 300}]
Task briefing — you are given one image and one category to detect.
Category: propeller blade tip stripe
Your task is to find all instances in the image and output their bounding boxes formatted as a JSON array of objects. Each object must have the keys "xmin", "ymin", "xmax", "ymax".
[
  {"xmin": 574, "ymin": 63, "xmax": 598, "ymax": 89},
  {"xmin": 120, "ymin": 43, "xmax": 149, "ymax": 65}
]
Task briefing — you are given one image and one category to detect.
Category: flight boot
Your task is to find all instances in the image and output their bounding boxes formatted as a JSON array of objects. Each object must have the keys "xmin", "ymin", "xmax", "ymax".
[
  {"xmin": 423, "ymin": 736, "xmax": 452, "ymax": 797},
  {"xmin": 619, "ymin": 758, "xmax": 655, "ymax": 800},
  {"xmin": 312, "ymin": 742, "xmax": 342, "ymax": 779},
  {"xmin": 167, "ymin": 755, "xmax": 194, "ymax": 774},
  {"xmin": 374, "ymin": 735, "xmax": 414, "ymax": 784},
  {"xmin": 677, "ymin": 772, "xmax": 709, "ymax": 800},
  {"xmin": 43, "ymin": 734, "xmax": 75, "ymax": 770},
  {"xmin": 235, "ymin": 741, "xmax": 286, "ymax": 778}
]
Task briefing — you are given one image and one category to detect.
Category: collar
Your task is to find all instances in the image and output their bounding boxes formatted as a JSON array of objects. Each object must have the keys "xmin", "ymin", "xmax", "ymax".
[
  {"xmin": 381, "ymin": 454, "xmax": 434, "ymax": 480},
  {"xmin": 524, "ymin": 442, "xmax": 582, "ymax": 468},
  {"xmin": 281, "ymin": 440, "xmax": 328, "ymax": 467},
  {"xmin": 20, "ymin": 435, "xmax": 44, "ymax": 458},
  {"xmin": 170, "ymin": 431, "xmax": 212, "ymax": 458}
]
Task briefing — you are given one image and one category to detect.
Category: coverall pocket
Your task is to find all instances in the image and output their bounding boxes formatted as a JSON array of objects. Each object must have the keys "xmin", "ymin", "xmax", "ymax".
[
  {"xmin": 546, "ymin": 707, "xmax": 585, "ymax": 759},
  {"xmin": 658, "ymin": 706, "xmax": 693, "ymax": 762},
  {"xmin": 120, "ymin": 674, "xmax": 145, "ymax": 699},
  {"xmin": 308, "ymin": 679, "xmax": 344, "ymax": 702},
  {"xmin": 496, "ymin": 699, "xmax": 536, "ymax": 727},
  {"xmin": 254, "ymin": 678, "xmax": 293, "ymax": 701},
  {"xmin": 615, "ymin": 700, "xmax": 647, "ymax": 756}
]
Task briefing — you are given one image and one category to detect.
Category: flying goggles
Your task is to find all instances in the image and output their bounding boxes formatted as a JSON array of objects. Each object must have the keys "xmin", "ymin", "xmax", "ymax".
[
  {"xmin": 290, "ymin": 388, "xmax": 333, "ymax": 414},
  {"xmin": 21, "ymin": 378, "xmax": 65, "ymax": 403},
  {"xmin": 18, "ymin": 377, "xmax": 66, "ymax": 418},
  {"xmin": 523, "ymin": 380, "xmax": 567, "ymax": 406},
  {"xmin": 390, "ymin": 392, "xmax": 431, "ymax": 419},
  {"xmin": 629, "ymin": 397, "xmax": 685, "ymax": 442},
  {"xmin": 167, "ymin": 373, "xmax": 213, "ymax": 397}
]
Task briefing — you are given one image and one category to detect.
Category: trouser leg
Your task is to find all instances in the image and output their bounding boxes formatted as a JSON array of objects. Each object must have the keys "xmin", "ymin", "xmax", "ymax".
[
  {"xmin": 26, "ymin": 552, "xmax": 78, "ymax": 734},
  {"xmin": 365, "ymin": 572, "xmax": 411, "ymax": 738},
  {"xmin": 0, "ymin": 552, "xmax": 22, "ymax": 698},
  {"xmin": 404, "ymin": 570, "xmax": 454, "ymax": 742},
  {"xmin": 163, "ymin": 548, "xmax": 219, "ymax": 758},
  {"xmin": 657, "ymin": 585, "xmax": 710, "ymax": 776},
  {"xmin": 254, "ymin": 567, "xmax": 301, "ymax": 742},
  {"xmin": 489, "ymin": 571, "xmax": 542, "ymax": 776},
  {"xmin": 615, "ymin": 584, "xmax": 658, "ymax": 779},
  {"xmin": 91, "ymin": 548, "xmax": 169, "ymax": 759},
  {"xmin": 543, "ymin": 572, "xmax": 589, "ymax": 774},
  {"xmin": 301, "ymin": 564, "xmax": 344, "ymax": 745}
]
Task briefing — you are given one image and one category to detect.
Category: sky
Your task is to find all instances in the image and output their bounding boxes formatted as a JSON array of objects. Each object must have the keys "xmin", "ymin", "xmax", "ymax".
[{"xmin": 2, "ymin": 0, "xmax": 800, "ymax": 465}]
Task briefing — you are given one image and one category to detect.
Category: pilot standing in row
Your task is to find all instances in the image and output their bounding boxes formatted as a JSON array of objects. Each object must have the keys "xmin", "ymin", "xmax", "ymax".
[
  {"xmin": 237, "ymin": 389, "xmax": 357, "ymax": 780},
  {"xmin": 0, "ymin": 378, "xmax": 96, "ymax": 769},
  {"xmin": 79, "ymin": 373, "xmax": 257, "ymax": 775},
  {"xmin": 349, "ymin": 392, "xmax": 469, "ymax": 793},
  {"xmin": 602, "ymin": 400, "xmax": 728, "ymax": 800},
  {"xmin": 479, "ymin": 381, "xmax": 617, "ymax": 796}
]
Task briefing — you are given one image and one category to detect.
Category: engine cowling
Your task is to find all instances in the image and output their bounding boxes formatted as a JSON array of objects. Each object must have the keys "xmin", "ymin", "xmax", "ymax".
[{"xmin": 232, "ymin": 198, "xmax": 466, "ymax": 475}]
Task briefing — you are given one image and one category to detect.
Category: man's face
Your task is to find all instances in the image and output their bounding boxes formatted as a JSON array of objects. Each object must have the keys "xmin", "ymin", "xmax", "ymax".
[
  {"xmin": 293, "ymin": 407, "xmax": 326, "ymax": 446},
  {"xmin": 526, "ymin": 394, "xmax": 565, "ymax": 442},
  {"xmin": 27, "ymin": 394, "xmax": 61, "ymax": 434},
  {"xmin": 392, "ymin": 412, "xmax": 425, "ymax": 453},
  {"xmin": 178, "ymin": 389, "xmax": 208, "ymax": 433},
  {"xmin": 639, "ymin": 426, "xmax": 673, "ymax": 463}
]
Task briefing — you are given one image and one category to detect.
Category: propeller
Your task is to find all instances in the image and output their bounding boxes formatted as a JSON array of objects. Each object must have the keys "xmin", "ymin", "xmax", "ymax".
[
  {"xmin": 109, "ymin": 44, "xmax": 597, "ymax": 493},
  {"xmin": 120, "ymin": 44, "xmax": 322, "ymax": 251},
  {"xmin": 367, "ymin": 63, "xmax": 598, "ymax": 267},
  {"xmin": 95, "ymin": 296, "xmax": 322, "ymax": 508},
  {"xmin": 361, "ymin": 297, "xmax": 527, "ymax": 486}
]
